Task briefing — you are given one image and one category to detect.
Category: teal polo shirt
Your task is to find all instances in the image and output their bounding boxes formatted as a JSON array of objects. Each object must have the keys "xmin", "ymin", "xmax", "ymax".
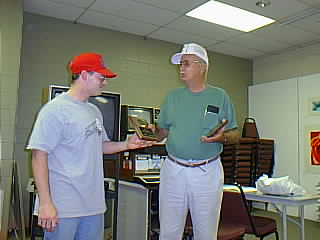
[{"xmin": 158, "ymin": 85, "xmax": 237, "ymax": 160}]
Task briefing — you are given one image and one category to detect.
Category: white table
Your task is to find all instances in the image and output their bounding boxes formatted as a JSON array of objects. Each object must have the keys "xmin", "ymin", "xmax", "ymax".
[{"xmin": 244, "ymin": 191, "xmax": 320, "ymax": 240}]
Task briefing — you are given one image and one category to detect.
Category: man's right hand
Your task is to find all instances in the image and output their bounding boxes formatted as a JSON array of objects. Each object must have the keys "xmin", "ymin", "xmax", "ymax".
[
  {"xmin": 148, "ymin": 124, "xmax": 169, "ymax": 142},
  {"xmin": 38, "ymin": 202, "xmax": 59, "ymax": 232}
]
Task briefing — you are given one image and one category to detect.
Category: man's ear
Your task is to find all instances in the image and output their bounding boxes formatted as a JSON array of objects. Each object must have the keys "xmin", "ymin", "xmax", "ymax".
[
  {"xmin": 80, "ymin": 70, "xmax": 88, "ymax": 81},
  {"xmin": 200, "ymin": 64, "xmax": 206, "ymax": 75}
]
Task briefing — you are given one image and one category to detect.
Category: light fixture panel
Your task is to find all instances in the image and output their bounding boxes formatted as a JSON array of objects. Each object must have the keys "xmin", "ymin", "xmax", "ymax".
[{"xmin": 186, "ymin": 1, "xmax": 275, "ymax": 32}]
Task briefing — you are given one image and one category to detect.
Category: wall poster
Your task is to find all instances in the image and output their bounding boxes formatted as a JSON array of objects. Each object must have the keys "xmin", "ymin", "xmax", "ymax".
[{"xmin": 304, "ymin": 125, "xmax": 320, "ymax": 173}]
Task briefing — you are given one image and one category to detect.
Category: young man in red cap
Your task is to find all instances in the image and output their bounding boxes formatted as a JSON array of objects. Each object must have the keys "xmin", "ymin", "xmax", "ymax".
[{"xmin": 27, "ymin": 53, "xmax": 154, "ymax": 239}]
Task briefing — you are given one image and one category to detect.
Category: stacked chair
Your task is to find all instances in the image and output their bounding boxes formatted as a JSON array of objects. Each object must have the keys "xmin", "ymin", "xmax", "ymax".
[
  {"xmin": 222, "ymin": 138, "xmax": 257, "ymax": 186},
  {"xmin": 220, "ymin": 143, "xmax": 237, "ymax": 184},
  {"xmin": 221, "ymin": 118, "xmax": 275, "ymax": 187},
  {"xmin": 255, "ymin": 139, "xmax": 275, "ymax": 179}
]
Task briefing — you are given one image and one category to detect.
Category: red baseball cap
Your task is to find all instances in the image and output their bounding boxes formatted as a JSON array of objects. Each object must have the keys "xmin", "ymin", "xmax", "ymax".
[{"xmin": 69, "ymin": 53, "xmax": 117, "ymax": 78}]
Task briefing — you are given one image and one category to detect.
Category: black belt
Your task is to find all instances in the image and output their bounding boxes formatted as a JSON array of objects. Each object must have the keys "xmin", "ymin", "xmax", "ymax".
[{"xmin": 167, "ymin": 155, "xmax": 219, "ymax": 168}]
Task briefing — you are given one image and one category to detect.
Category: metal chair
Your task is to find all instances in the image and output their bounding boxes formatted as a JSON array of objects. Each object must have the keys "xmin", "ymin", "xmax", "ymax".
[
  {"xmin": 182, "ymin": 211, "xmax": 245, "ymax": 240},
  {"xmin": 220, "ymin": 184, "xmax": 279, "ymax": 240}
]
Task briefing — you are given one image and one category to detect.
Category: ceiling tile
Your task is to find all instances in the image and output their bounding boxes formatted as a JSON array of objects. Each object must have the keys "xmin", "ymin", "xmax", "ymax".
[
  {"xmin": 226, "ymin": 33, "xmax": 293, "ymax": 53},
  {"xmin": 166, "ymin": 16, "xmax": 242, "ymax": 41},
  {"xmin": 23, "ymin": 0, "xmax": 320, "ymax": 60},
  {"xmin": 298, "ymin": 0, "xmax": 320, "ymax": 6},
  {"xmin": 253, "ymin": 23, "xmax": 320, "ymax": 46},
  {"xmin": 134, "ymin": 0, "xmax": 208, "ymax": 14},
  {"xmin": 91, "ymin": 0, "xmax": 180, "ymax": 26},
  {"xmin": 78, "ymin": 10, "xmax": 158, "ymax": 36},
  {"xmin": 148, "ymin": 27, "xmax": 218, "ymax": 46},
  {"xmin": 292, "ymin": 12, "xmax": 320, "ymax": 34},
  {"xmin": 217, "ymin": 0, "xmax": 310, "ymax": 19},
  {"xmin": 207, "ymin": 42, "xmax": 265, "ymax": 59},
  {"xmin": 24, "ymin": 0, "xmax": 84, "ymax": 21},
  {"xmin": 48, "ymin": 0, "xmax": 93, "ymax": 8}
]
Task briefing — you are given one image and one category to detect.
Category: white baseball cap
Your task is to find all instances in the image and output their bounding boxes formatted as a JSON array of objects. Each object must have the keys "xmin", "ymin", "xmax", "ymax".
[{"xmin": 171, "ymin": 43, "xmax": 208, "ymax": 65}]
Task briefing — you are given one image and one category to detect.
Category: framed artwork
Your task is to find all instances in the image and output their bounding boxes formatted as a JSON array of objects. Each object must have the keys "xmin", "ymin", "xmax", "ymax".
[
  {"xmin": 308, "ymin": 97, "xmax": 320, "ymax": 116},
  {"xmin": 310, "ymin": 131, "xmax": 320, "ymax": 166},
  {"xmin": 304, "ymin": 125, "xmax": 320, "ymax": 173}
]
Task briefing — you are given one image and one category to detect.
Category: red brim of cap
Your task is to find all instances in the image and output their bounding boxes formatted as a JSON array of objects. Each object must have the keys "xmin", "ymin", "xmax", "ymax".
[{"xmin": 96, "ymin": 67, "xmax": 117, "ymax": 78}]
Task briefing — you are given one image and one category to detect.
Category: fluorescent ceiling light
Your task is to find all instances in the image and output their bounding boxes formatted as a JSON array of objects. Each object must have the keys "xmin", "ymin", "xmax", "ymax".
[{"xmin": 186, "ymin": 1, "xmax": 275, "ymax": 32}]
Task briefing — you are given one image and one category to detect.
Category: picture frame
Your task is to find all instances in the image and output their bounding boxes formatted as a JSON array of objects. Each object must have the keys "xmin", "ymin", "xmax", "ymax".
[
  {"xmin": 128, "ymin": 116, "xmax": 157, "ymax": 141},
  {"xmin": 304, "ymin": 125, "xmax": 320, "ymax": 173},
  {"xmin": 308, "ymin": 97, "xmax": 320, "ymax": 116}
]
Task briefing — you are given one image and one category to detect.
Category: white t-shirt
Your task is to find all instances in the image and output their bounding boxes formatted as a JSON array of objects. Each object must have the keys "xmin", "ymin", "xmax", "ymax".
[{"xmin": 27, "ymin": 93, "xmax": 109, "ymax": 218}]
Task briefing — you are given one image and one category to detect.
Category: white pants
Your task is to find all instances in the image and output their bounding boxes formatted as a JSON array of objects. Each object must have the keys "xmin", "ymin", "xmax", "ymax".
[{"xmin": 159, "ymin": 156, "xmax": 224, "ymax": 240}]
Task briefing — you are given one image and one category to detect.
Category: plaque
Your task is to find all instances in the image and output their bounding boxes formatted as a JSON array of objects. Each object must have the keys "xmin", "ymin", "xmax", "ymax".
[
  {"xmin": 206, "ymin": 120, "xmax": 228, "ymax": 137},
  {"xmin": 128, "ymin": 116, "xmax": 158, "ymax": 141}
]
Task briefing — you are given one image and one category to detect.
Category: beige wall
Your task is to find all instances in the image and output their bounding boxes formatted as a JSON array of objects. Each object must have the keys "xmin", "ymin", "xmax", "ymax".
[
  {"xmin": 14, "ymin": 12, "xmax": 252, "ymax": 230},
  {"xmin": 0, "ymin": 0, "xmax": 23, "ymax": 238}
]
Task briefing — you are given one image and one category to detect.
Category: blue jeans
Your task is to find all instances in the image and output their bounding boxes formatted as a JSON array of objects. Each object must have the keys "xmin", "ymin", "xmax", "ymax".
[{"xmin": 44, "ymin": 214, "xmax": 104, "ymax": 240}]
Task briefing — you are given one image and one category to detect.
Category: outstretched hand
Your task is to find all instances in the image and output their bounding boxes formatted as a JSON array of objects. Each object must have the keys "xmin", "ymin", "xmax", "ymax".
[
  {"xmin": 201, "ymin": 119, "xmax": 228, "ymax": 143},
  {"xmin": 127, "ymin": 133, "xmax": 156, "ymax": 149}
]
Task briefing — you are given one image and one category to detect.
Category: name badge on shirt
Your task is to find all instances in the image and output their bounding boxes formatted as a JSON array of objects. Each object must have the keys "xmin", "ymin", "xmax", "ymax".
[{"xmin": 205, "ymin": 105, "xmax": 219, "ymax": 115}]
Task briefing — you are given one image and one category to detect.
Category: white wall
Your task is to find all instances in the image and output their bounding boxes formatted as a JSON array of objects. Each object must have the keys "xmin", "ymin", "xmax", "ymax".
[
  {"xmin": 249, "ymin": 75, "xmax": 320, "ymax": 221},
  {"xmin": 248, "ymin": 78, "xmax": 299, "ymax": 182},
  {"xmin": 298, "ymin": 74, "xmax": 320, "ymax": 189},
  {"xmin": 252, "ymin": 41, "xmax": 320, "ymax": 222}
]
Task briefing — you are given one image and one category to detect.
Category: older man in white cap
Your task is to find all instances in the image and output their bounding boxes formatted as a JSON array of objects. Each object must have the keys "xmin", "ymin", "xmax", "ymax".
[{"xmin": 155, "ymin": 43, "xmax": 240, "ymax": 239}]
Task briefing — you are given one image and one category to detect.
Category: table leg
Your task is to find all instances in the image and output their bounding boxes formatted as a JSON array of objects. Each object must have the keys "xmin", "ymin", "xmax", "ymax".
[
  {"xmin": 282, "ymin": 204, "xmax": 287, "ymax": 240},
  {"xmin": 300, "ymin": 206, "xmax": 305, "ymax": 240}
]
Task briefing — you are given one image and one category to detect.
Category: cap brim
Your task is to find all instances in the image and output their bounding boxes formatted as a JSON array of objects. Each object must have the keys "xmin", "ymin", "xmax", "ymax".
[
  {"xmin": 96, "ymin": 67, "xmax": 117, "ymax": 78},
  {"xmin": 171, "ymin": 53, "xmax": 183, "ymax": 64},
  {"xmin": 171, "ymin": 52, "xmax": 209, "ymax": 65}
]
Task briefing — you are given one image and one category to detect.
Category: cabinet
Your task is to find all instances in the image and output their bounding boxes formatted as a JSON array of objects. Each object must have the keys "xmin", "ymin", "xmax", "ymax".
[
  {"xmin": 104, "ymin": 179, "xmax": 160, "ymax": 240},
  {"xmin": 104, "ymin": 144, "xmax": 167, "ymax": 182},
  {"xmin": 104, "ymin": 145, "xmax": 166, "ymax": 239}
]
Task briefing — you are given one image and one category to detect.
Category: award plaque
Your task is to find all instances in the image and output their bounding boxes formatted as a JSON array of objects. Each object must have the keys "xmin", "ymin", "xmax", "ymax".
[
  {"xmin": 206, "ymin": 120, "xmax": 228, "ymax": 137},
  {"xmin": 128, "ymin": 116, "xmax": 158, "ymax": 141}
]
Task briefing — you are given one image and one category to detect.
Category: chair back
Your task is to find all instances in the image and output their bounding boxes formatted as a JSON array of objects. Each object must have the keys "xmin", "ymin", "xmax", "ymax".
[
  {"xmin": 221, "ymin": 184, "xmax": 279, "ymax": 240},
  {"xmin": 242, "ymin": 117, "xmax": 259, "ymax": 138},
  {"xmin": 220, "ymin": 186, "xmax": 256, "ymax": 233}
]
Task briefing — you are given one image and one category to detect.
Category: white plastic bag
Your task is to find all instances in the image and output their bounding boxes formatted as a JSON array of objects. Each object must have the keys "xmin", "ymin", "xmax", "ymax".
[{"xmin": 256, "ymin": 174, "xmax": 306, "ymax": 196}]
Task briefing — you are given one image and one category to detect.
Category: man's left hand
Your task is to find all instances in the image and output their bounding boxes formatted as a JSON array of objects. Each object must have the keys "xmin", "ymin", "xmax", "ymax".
[{"xmin": 201, "ymin": 126, "xmax": 226, "ymax": 143}]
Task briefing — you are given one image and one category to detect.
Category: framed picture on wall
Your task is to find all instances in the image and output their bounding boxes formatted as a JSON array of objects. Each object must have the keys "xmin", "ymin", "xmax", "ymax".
[
  {"xmin": 304, "ymin": 125, "xmax": 320, "ymax": 173},
  {"xmin": 309, "ymin": 131, "xmax": 320, "ymax": 166},
  {"xmin": 308, "ymin": 97, "xmax": 320, "ymax": 116}
]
